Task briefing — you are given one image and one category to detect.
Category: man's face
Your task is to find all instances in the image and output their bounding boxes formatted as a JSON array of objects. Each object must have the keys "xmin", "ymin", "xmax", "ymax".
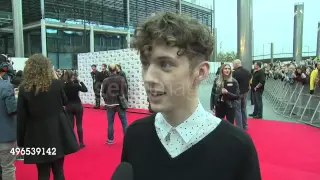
[
  {"xmin": 317, "ymin": 64, "xmax": 320, "ymax": 70},
  {"xmin": 102, "ymin": 65, "xmax": 106, "ymax": 71},
  {"xmin": 233, "ymin": 63, "xmax": 238, "ymax": 69},
  {"xmin": 141, "ymin": 42, "xmax": 207, "ymax": 113},
  {"xmin": 91, "ymin": 66, "xmax": 96, "ymax": 71},
  {"xmin": 254, "ymin": 63, "xmax": 259, "ymax": 70}
]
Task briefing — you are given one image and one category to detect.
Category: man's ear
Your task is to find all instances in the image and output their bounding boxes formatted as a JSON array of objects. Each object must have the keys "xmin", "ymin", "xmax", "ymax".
[
  {"xmin": 191, "ymin": 61, "xmax": 209, "ymax": 87},
  {"xmin": 195, "ymin": 61, "xmax": 209, "ymax": 81}
]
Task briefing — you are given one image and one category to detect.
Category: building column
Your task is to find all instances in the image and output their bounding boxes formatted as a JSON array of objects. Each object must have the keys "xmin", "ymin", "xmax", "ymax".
[
  {"xmin": 90, "ymin": 26, "xmax": 94, "ymax": 52},
  {"xmin": 237, "ymin": 0, "xmax": 253, "ymax": 71},
  {"xmin": 212, "ymin": 28, "xmax": 217, "ymax": 61},
  {"xmin": 178, "ymin": 0, "xmax": 182, "ymax": 14},
  {"xmin": 212, "ymin": 0, "xmax": 217, "ymax": 62},
  {"xmin": 317, "ymin": 22, "xmax": 320, "ymax": 59},
  {"xmin": 293, "ymin": 3, "xmax": 304, "ymax": 64},
  {"xmin": 4, "ymin": 36, "xmax": 8, "ymax": 54},
  {"xmin": 270, "ymin": 43, "xmax": 274, "ymax": 63},
  {"xmin": 40, "ymin": 19, "xmax": 47, "ymax": 56},
  {"xmin": 27, "ymin": 32, "xmax": 32, "ymax": 56},
  {"xmin": 126, "ymin": 0, "xmax": 131, "ymax": 48},
  {"xmin": 12, "ymin": 0, "xmax": 24, "ymax": 57}
]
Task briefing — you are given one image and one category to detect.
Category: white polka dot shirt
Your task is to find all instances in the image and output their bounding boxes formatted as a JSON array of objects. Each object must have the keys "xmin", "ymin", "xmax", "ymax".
[{"xmin": 155, "ymin": 102, "xmax": 221, "ymax": 158}]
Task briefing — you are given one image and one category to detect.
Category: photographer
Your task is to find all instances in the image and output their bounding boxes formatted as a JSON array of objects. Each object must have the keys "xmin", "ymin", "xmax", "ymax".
[{"xmin": 0, "ymin": 54, "xmax": 17, "ymax": 180}]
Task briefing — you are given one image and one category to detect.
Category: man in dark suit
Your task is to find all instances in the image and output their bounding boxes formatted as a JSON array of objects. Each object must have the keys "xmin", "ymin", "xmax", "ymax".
[
  {"xmin": 116, "ymin": 64, "xmax": 128, "ymax": 100},
  {"xmin": 232, "ymin": 59, "xmax": 252, "ymax": 130},
  {"xmin": 90, "ymin": 64, "xmax": 102, "ymax": 109},
  {"xmin": 101, "ymin": 63, "xmax": 109, "ymax": 80},
  {"xmin": 101, "ymin": 64, "xmax": 128, "ymax": 145},
  {"xmin": 249, "ymin": 62, "xmax": 266, "ymax": 119},
  {"xmin": 0, "ymin": 54, "xmax": 17, "ymax": 180}
]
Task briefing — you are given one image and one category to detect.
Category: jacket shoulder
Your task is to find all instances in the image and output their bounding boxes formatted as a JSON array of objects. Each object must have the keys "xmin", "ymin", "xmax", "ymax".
[
  {"xmin": 0, "ymin": 80, "xmax": 13, "ymax": 88},
  {"xmin": 231, "ymin": 78, "xmax": 238, "ymax": 83},
  {"xmin": 127, "ymin": 114, "xmax": 155, "ymax": 132}
]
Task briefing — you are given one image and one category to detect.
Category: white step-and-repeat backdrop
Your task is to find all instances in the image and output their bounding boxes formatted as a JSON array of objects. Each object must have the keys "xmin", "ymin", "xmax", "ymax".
[
  {"xmin": 77, "ymin": 48, "xmax": 225, "ymax": 110},
  {"xmin": 77, "ymin": 49, "xmax": 149, "ymax": 110}
]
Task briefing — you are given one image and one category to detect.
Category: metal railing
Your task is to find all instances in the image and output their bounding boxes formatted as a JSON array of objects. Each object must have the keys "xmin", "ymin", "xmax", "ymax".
[
  {"xmin": 253, "ymin": 51, "xmax": 317, "ymax": 60},
  {"xmin": 264, "ymin": 79, "xmax": 320, "ymax": 127}
]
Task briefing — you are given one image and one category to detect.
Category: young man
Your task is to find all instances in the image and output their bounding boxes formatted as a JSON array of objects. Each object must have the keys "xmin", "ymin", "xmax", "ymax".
[{"xmin": 121, "ymin": 12, "xmax": 261, "ymax": 180}]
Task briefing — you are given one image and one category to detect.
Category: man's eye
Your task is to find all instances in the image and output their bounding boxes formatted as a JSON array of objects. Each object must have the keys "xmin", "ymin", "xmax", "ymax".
[{"xmin": 160, "ymin": 61, "xmax": 172, "ymax": 70}]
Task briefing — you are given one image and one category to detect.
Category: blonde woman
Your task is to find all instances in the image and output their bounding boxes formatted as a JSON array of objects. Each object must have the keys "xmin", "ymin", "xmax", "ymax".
[{"xmin": 210, "ymin": 64, "xmax": 240, "ymax": 124}]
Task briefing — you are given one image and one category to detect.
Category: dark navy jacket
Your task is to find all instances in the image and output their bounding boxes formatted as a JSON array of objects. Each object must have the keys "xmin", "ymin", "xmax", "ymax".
[{"xmin": 0, "ymin": 79, "xmax": 17, "ymax": 142}]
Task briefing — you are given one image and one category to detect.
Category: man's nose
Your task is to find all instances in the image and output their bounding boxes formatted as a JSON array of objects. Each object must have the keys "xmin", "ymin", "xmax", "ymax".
[{"xmin": 143, "ymin": 65, "xmax": 159, "ymax": 84}]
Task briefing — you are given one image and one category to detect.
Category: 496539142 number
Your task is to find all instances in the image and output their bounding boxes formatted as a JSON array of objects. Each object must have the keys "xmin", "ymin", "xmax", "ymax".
[{"xmin": 10, "ymin": 147, "xmax": 57, "ymax": 156}]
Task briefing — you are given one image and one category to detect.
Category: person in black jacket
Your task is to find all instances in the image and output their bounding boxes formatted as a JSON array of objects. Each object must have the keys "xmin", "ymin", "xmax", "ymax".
[
  {"xmin": 101, "ymin": 64, "xmax": 128, "ymax": 144},
  {"xmin": 211, "ymin": 64, "xmax": 240, "ymax": 124},
  {"xmin": 0, "ymin": 54, "xmax": 17, "ymax": 180},
  {"xmin": 17, "ymin": 54, "xmax": 78, "ymax": 180},
  {"xmin": 116, "ymin": 64, "xmax": 128, "ymax": 100},
  {"xmin": 101, "ymin": 63, "xmax": 110, "ymax": 80},
  {"xmin": 90, "ymin": 64, "xmax": 102, "ymax": 109},
  {"xmin": 232, "ymin": 59, "xmax": 251, "ymax": 130},
  {"xmin": 63, "ymin": 70, "xmax": 88, "ymax": 149},
  {"xmin": 249, "ymin": 62, "xmax": 266, "ymax": 119},
  {"xmin": 11, "ymin": 70, "xmax": 23, "ymax": 88}
]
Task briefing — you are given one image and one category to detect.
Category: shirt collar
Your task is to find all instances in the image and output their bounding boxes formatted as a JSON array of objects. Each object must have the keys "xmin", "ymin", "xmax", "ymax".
[{"xmin": 155, "ymin": 101, "xmax": 209, "ymax": 143}]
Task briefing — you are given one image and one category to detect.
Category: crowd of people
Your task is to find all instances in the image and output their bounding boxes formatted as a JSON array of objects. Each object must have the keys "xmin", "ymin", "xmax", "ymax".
[
  {"xmin": 264, "ymin": 59, "xmax": 320, "ymax": 94},
  {"xmin": 210, "ymin": 60, "xmax": 266, "ymax": 131},
  {"xmin": 0, "ymin": 52, "xmax": 133, "ymax": 179}
]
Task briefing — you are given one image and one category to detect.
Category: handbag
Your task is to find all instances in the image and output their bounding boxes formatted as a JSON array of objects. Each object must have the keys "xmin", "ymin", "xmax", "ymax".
[{"xmin": 119, "ymin": 94, "xmax": 128, "ymax": 109}]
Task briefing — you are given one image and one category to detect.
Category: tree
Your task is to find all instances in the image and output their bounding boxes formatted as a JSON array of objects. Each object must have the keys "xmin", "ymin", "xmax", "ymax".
[{"xmin": 216, "ymin": 51, "xmax": 237, "ymax": 62}]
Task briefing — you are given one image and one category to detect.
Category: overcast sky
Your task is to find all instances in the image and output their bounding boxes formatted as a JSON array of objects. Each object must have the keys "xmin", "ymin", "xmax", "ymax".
[{"xmin": 184, "ymin": 0, "xmax": 320, "ymax": 56}]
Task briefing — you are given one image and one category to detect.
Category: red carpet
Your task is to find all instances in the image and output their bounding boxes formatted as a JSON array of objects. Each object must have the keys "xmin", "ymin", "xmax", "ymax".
[{"xmin": 16, "ymin": 108, "xmax": 320, "ymax": 180}]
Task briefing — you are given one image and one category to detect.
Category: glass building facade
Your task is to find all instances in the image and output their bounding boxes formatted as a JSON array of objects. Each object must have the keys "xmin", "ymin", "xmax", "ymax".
[{"xmin": 0, "ymin": 0, "xmax": 213, "ymax": 69}]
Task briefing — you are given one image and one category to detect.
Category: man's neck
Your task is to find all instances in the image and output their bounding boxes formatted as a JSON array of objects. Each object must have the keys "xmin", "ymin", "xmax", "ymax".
[{"xmin": 162, "ymin": 96, "xmax": 199, "ymax": 127}]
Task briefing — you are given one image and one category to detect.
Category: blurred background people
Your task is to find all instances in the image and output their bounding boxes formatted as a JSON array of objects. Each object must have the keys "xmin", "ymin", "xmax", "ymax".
[
  {"xmin": 11, "ymin": 70, "xmax": 23, "ymax": 88},
  {"xmin": 249, "ymin": 62, "xmax": 266, "ymax": 119},
  {"xmin": 101, "ymin": 64, "xmax": 128, "ymax": 145},
  {"xmin": 90, "ymin": 64, "xmax": 102, "ymax": 109},
  {"xmin": 101, "ymin": 63, "xmax": 109, "ymax": 80},
  {"xmin": 63, "ymin": 70, "xmax": 88, "ymax": 149},
  {"xmin": 310, "ymin": 63, "xmax": 320, "ymax": 94},
  {"xmin": 232, "ymin": 59, "xmax": 251, "ymax": 130},
  {"xmin": 17, "ymin": 54, "xmax": 79, "ymax": 180},
  {"xmin": 211, "ymin": 64, "xmax": 240, "ymax": 124},
  {"xmin": 0, "ymin": 54, "xmax": 17, "ymax": 180},
  {"xmin": 116, "ymin": 64, "xmax": 128, "ymax": 100}
]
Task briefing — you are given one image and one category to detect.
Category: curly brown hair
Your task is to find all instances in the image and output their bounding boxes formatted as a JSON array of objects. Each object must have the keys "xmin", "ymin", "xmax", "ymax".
[
  {"xmin": 23, "ymin": 53, "xmax": 53, "ymax": 95},
  {"xmin": 132, "ymin": 12, "xmax": 214, "ymax": 64}
]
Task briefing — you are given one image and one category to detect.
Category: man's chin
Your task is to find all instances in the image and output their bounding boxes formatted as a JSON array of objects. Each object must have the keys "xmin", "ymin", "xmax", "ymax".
[{"xmin": 149, "ymin": 103, "xmax": 168, "ymax": 113}]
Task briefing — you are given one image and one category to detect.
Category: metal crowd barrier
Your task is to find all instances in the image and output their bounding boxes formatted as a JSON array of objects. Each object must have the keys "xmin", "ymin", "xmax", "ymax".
[{"xmin": 264, "ymin": 79, "xmax": 320, "ymax": 127}]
